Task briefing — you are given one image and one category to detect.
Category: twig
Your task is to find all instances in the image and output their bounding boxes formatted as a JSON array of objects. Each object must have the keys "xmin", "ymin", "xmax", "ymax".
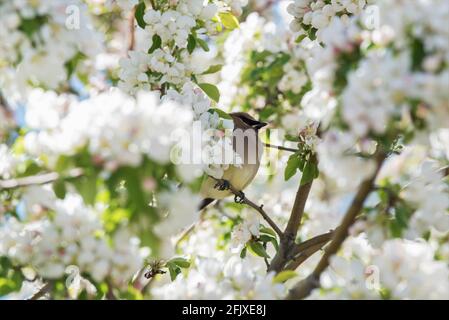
[
  {"xmin": 287, "ymin": 150, "xmax": 387, "ymax": 300},
  {"xmin": 263, "ymin": 143, "xmax": 299, "ymax": 153},
  {"xmin": 0, "ymin": 168, "xmax": 83, "ymax": 190},
  {"xmin": 128, "ymin": 7, "xmax": 136, "ymax": 51},
  {"xmin": 241, "ymin": 197, "xmax": 283, "ymax": 238},
  {"xmin": 132, "ymin": 266, "xmax": 161, "ymax": 294},
  {"xmin": 28, "ymin": 282, "xmax": 52, "ymax": 300},
  {"xmin": 213, "ymin": 178, "xmax": 283, "ymax": 237},
  {"xmin": 291, "ymin": 230, "xmax": 335, "ymax": 258},
  {"xmin": 174, "ymin": 210, "xmax": 207, "ymax": 249},
  {"xmin": 438, "ymin": 165, "xmax": 449, "ymax": 178},
  {"xmin": 0, "ymin": 89, "xmax": 14, "ymax": 119},
  {"xmin": 106, "ymin": 280, "xmax": 117, "ymax": 300},
  {"xmin": 0, "ymin": 89, "xmax": 10, "ymax": 109}
]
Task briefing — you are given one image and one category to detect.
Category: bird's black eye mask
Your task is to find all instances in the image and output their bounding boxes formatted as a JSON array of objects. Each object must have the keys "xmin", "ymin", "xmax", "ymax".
[{"xmin": 237, "ymin": 114, "xmax": 268, "ymax": 129}]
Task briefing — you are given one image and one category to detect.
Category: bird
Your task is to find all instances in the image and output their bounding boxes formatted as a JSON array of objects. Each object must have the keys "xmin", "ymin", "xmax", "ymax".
[{"xmin": 198, "ymin": 112, "xmax": 267, "ymax": 210}]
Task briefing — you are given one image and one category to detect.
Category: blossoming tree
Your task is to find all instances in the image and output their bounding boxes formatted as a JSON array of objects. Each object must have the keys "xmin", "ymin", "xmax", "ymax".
[{"xmin": 0, "ymin": 0, "xmax": 448, "ymax": 299}]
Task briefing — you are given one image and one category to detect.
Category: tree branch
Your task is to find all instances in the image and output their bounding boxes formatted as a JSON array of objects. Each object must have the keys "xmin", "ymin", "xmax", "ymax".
[
  {"xmin": 284, "ymin": 181, "xmax": 313, "ymax": 241},
  {"xmin": 290, "ymin": 230, "xmax": 335, "ymax": 258},
  {"xmin": 287, "ymin": 150, "xmax": 387, "ymax": 300},
  {"xmin": 268, "ymin": 178, "xmax": 314, "ymax": 273},
  {"xmin": 284, "ymin": 230, "xmax": 334, "ymax": 271},
  {"xmin": 128, "ymin": 7, "xmax": 136, "ymax": 51},
  {"xmin": 0, "ymin": 89, "xmax": 14, "ymax": 120},
  {"xmin": 213, "ymin": 178, "xmax": 283, "ymax": 237},
  {"xmin": 263, "ymin": 143, "xmax": 299, "ymax": 153},
  {"xmin": 439, "ymin": 165, "xmax": 449, "ymax": 178},
  {"xmin": 28, "ymin": 282, "xmax": 52, "ymax": 300},
  {"xmin": 0, "ymin": 168, "xmax": 84, "ymax": 190}
]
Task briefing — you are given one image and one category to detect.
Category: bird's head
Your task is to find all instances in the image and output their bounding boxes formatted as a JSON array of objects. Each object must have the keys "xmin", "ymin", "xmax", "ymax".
[{"xmin": 230, "ymin": 112, "xmax": 268, "ymax": 130}]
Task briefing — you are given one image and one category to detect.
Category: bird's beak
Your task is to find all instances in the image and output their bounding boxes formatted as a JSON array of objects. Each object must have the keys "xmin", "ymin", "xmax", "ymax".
[{"xmin": 254, "ymin": 122, "xmax": 268, "ymax": 129}]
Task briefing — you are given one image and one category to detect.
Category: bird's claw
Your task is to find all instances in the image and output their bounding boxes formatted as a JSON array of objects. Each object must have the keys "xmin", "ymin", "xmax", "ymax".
[
  {"xmin": 214, "ymin": 179, "xmax": 230, "ymax": 191},
  {"xmin": 234, "ymin": 191, "xmax": 245, "ymax": 204}
]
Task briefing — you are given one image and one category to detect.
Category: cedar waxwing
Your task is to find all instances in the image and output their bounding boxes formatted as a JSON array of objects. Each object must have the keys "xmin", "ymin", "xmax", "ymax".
[{"xmin": 198, "ymin": 112, "xmax": 267, "ymax": 210}]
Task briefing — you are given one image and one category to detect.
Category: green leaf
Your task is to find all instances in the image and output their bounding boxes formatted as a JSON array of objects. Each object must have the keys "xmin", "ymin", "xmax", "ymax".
[
  {"xmin": 295, "ymin": 34, "xmax": 307, "ymax": 43},
  {"xmin": 20, "ymin": 161, "xmax": 42, "ymax": 177},
  {"xmin": 135, "ymin": 1, "xmax": 146, "ymax": 29},
  {"xmin": 259, "ymin": 227, "xmax": 277, "ymax": 238},
  {"xmin": 18, "ymin": 16, "xmax": 47, "ymax": 39},
  {"xmin": 148, "ymin": 34, "xmax": 162, "ymax": 54},
  {"xmin": 0, "ymin": 258, "xmax": 24, "ymax": 296},
  {"xmin": 55, "ymin": 156, "xmax": 71, "ymax": 173},
  {"xmin": 273, "ymin": 270, "xmax": 298, "ymax": 283},
  {"xmin": 219, "ymin": 12, "xmax": 240, "ymax": 30},
  {"xmin": 64, "ymin": 52, "xmax": 86, "ymax": 79},
  {"xmin": 248, "ymin": 241, "xmax": 270, "ymax": 258},
  {"xmin": 201, "ymin": 64, "xmax": 223, "ymax": 75},
  {"xmin": 240, "ymin": 246, "xmax": 247, "ymax": 259},
  {"xmin": 196, "ymin": 38, "xmax": 210, "ymax": 52},
  {"xmin": 410, "ymin": 37, "xmax": 426, "ymax": 71},
  {"xmin": 300, "ymin": 160, "xmax": 319, "ymax": 186},
  {"xmin": 209, "ymin": 108, "xmax": 231, "ymax": 119},
  {"xmin": 169, "ymin": 257, "xmax": 191, "ymax": 269},
  {"xmin": 285, "ymin": 134, "xmax": 300, "ymax": 142},
  {"xmin": 166, "ymin": 262, "xmax": 182, "ymax": 281},
  {"xmin": 390, "ymin": 205, "xmax": 413, "ymax": 237},
  {"xmin": 395, "ymin": 206, "xmax": 410, "ymax": 229},
  {"xmin": 259, "ymin": 234, "xmax": 276, "ymax": 243},
  {"xmin": 187, "ymin": 34, "xmax": 196, "ymax": 54},
  {"xmin": 72, "ymin": 174, "xmax": 97, "ymax": 205},
  {"xmin": 199, "ymin": 83, "xmax": 220, "ymax": 102},
  {"xmin": 285, "ymin": 153, "xmax": 301, "ymax": 181},
  {"xmin": 53, "ymin": 179, "xmax": 67, "ymax": 200}
]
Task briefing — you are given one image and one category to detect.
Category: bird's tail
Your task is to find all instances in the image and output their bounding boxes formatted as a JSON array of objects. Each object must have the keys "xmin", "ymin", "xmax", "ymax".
[{"xmin": 198, "ymin": 198, "xmax": 215, "ymax": 211}]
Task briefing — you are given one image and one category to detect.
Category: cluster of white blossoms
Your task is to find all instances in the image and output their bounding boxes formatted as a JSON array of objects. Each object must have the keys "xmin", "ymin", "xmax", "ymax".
[
  {"xmin": 312, "ymin": 236, "xmax": 449, "ymax": 299},
  {"xmin": 292, "ymin": 0, "xmax": 449, "ymax": 188},
  {"xmin": 230, "ymin": 211, "xmax": 260, "ymax": 251},
  {"xmin": 0, "ymin": 190, "xmax": 146, "ymax": 288},
  {"xmin": 287, "ymin": 0, "xmax": 375, "ymax": 40},
  {"xmin": 0, "ymin": 0, "xmax": 102, "ymax": 96},
  {"xmin": 322, "ymin": 0, "xmax": 447, "ymax": 127},
  {"xmin": 119, "ymin": 48, "xmax": 195, "ymax": 93},
  {"xmin": 152, "ymin": 222, "xmax": 285, "ymax": 299},
  {"xmin": 24, "ymin": 88, "xmax": 193, "ymax": 167},
  {"xmin": 400, "ymin": 161, "xmax": 449, "ymax": 238},
  {"xmin": 431, "ymin": 129, "xmax": 449, "ymax": 161},
  {"xmin": 118, "ymin": 0, "xmax": 247, "ymax": 94},
  {"xmin": 341, "ymin": 51, "xmax": 410, "ymax": 138},
  {"xmin": 143, "ymin": 10, "xmax": 197, "ymax": 48},
  {"xmin": 0, "ymin": 144, "xmax": 19, "ymax": 179}
]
